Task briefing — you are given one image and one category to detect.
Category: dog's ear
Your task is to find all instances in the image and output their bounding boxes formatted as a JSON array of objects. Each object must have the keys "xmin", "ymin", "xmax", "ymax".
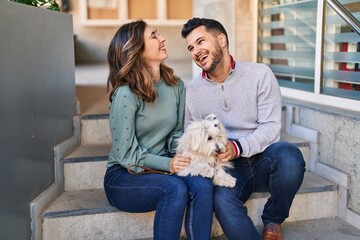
[
  {"xmin": 186, "ymin": 121, "xmax": 207, "ymax": 152},
  {"xmin": 205, "ymin": 113, "xmax": 217, "ymax": 121}
]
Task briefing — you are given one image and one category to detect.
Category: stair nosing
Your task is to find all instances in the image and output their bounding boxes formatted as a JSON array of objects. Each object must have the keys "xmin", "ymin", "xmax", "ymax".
[
  {"xmin": 43, "ymin": 205, "xmax": 116, "ymax": 219},
  {"xmin": 64, "ymin": 155, "xmax": 108, "ymax": 163},
  {"xmin": 43, "ymin": 173, "xmax": 337, "ymax": 219},
  {"xmin": 81, "ymin": 114, "xmax": 109, "ymax": 120}
]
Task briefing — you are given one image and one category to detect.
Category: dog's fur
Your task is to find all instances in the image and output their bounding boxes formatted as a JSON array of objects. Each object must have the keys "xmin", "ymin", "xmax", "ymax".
[{"xmin": 176, "ymin": 114, "xmax": 236, "ymax": 187}]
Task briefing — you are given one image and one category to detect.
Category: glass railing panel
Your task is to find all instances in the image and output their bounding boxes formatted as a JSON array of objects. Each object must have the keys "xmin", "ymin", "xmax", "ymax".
[
  {"xmin": 258, "ymin": 0, "xmax": 317, "ymax": 92},
  {"xmin": 322, "ymin": 0, "xmax": 360, "ymax": 100}
]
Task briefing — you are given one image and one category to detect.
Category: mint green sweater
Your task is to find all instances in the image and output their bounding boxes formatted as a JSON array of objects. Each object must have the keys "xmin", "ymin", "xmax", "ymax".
[{"xmin": 107, "ymin": 79, "xmax": 185, "ymax": 172}]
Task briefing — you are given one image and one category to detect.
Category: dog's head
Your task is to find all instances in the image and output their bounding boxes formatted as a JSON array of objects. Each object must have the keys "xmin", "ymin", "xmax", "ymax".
[{"xmin": 178, "ymin": 114, "xmax": 227, "ymax": 156}]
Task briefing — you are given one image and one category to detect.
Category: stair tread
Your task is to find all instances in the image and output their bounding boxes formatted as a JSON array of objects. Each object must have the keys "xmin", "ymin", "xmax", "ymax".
[
  {"xmin": 64, "ymin": 132, "xmax": 307, "ymax": 163},
  {"xmin": 280, "ymin": 132, "xmax": 309, "ymax": 147},
  {"xmin": 64, "ymin": 144, "xmax": 111, "ymax": 163},
  {"xmin": 43, "ymin": 172, "xmax": 337, "ymax": 219}
]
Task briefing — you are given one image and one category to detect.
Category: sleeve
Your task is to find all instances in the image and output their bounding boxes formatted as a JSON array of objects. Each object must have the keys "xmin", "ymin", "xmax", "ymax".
[
  {"xmin": 166, "ymin": 80, "xmax": 185, "ymax": 155},
  {"xmin": 184, "ymin": 101, "xmax": 191, "ymax": 129},
  {"xmin": 237, "ymin": 65, "xmax": 282, "ymax": 158},
  {"xmin": 109, "ymin": 87, "xmax": 171, "ymax": 172}
]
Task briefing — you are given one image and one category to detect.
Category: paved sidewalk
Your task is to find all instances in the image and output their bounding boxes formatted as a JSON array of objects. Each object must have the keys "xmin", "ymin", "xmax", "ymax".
[{"xmin": 209, "ymin": 217, "xmax": 360, "ymax": 240}]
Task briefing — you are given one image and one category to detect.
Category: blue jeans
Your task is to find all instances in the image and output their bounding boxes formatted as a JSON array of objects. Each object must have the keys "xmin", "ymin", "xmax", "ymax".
[
  {"xmin": 104, "ymin": 165, "xmax": 213, "ymax": 240},
  {"xmin": 214, "ymin": 142, "xmax": 306, "ymax": 240}
]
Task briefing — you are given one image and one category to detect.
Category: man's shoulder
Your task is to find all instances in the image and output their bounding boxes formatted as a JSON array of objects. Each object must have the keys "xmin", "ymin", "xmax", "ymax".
[
  {"xmin": 236, "ymin": 61, "xmax": 271, "ymax": 72},
  {"xmin": 185, "ymin": 74, "xmax": 202, "ymax": 89},
  {"xmin": 236, "ymin": 60, "xmax": 268, "ymax": 68}
]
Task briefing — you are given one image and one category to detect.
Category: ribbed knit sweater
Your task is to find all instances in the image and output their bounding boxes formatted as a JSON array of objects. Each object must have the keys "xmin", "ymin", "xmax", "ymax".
[
  {"xmin": 185, "ymin": 61, "xmax": 282, "ymax": 158},
  {"xmin": 108, "ymin": 79, "xmax": 185, "ymax": 172}
]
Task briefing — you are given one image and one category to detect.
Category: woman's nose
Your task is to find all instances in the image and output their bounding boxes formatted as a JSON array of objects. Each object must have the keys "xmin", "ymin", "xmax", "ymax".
[{"xmin": 159, "ymin": 35, "xmax": 166, "ymax": 42}]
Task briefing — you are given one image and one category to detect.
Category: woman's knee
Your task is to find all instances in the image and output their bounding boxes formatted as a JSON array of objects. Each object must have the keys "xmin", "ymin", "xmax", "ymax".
[
  {"xmin": 192, "ymin": 177, "xmax": 213, "ymax": 195},
  {"xmin": 160, "ymin": 178, "xmax": 189, "ymax": 210}
]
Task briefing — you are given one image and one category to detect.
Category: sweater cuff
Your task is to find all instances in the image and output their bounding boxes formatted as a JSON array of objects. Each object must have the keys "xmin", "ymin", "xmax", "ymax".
[{"xmin": 231, "ymin": 140, "xmax": 243, "ymax": 158}]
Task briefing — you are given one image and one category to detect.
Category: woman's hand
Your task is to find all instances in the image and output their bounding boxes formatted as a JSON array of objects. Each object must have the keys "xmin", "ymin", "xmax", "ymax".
[
  {"xmin": 169, "ymin": 155, "xmax": 190, "ymax": 173},
  {"xmin": 217, "ymin": 142, "xmax": 236, "ymax": 163}
]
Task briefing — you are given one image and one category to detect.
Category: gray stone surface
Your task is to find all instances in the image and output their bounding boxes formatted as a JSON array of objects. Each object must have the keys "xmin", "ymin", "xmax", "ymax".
[
  {"xmin": 127, "ymin": 218, "xmax": 360, "ymax": 240},
  {"xmin": 295, "ymin": 104, "xmax": 360, "ymax": 214},
  {"xmin": 42, "ymin": 172, "xmax": 338, "ymax": 239}
]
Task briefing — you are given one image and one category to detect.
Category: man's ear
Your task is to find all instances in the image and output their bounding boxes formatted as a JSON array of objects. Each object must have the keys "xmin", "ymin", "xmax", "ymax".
[{"xmin": 218, "ymin": 33, "xmax": 227, "ymax": 48}]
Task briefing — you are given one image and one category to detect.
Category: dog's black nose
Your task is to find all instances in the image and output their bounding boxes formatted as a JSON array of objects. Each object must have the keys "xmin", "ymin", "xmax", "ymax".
[{"xmin": 215, "ymin": 148, "xmax": 222, "ymax": 154}]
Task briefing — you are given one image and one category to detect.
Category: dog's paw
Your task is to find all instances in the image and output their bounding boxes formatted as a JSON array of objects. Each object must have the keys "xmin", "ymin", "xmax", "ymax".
[
  {"xmin": 177, "ymin": 168, "xmax": 191, "ymax": 177},
  {"xmin": 199, "ymin": 166, "xmax": 215, "ymax": 178},
  {"xmin": 213, "ymin": 173, "xmax": 237, "ymax": 188},
  {"xmin": 188, "ymin": 165, "xmax": 215, "ymax": 178},
  {"xmin": 199, "ymin": 164, "xmax": 216, "ymax": 178}
]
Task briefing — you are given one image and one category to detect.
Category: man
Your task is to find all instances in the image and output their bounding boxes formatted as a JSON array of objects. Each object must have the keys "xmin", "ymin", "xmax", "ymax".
[{"xmin": 181, "ymin": 17, "xmax": 306, "ymax": 240}]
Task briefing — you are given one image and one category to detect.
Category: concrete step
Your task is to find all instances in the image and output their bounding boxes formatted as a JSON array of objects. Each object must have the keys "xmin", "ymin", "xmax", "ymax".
[
  {"xmin": 81, "ymin": 114, "xmax": 111, "ymax": 145},
  {"xmin": 64, "ymin": 133, "xmax": 310, "ymax": 191},
  {"xmin": 42, "ymin": 172, "xmax": 337, "ymax": 240},
  {"xmin": 63, "ymin": 144, "xmax": 110, "ymax": 191}
]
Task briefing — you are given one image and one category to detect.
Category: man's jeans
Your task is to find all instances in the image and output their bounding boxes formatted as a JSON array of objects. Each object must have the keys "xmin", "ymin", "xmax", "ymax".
[
  {"xmin": 214, "ymin": 141, "xmax": 306, "ymax": 240},
  {"xmin": 104, "ymin": 165, "xmax": 213, "ymax": 240}
]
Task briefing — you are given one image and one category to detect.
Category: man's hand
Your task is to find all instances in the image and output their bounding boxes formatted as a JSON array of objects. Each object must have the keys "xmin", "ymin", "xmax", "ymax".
[{"xmin": 217, "ymin": 142, "xmax": 236, "ymax": 163}]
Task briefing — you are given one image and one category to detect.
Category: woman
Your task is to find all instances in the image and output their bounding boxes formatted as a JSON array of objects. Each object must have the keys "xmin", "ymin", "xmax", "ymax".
[{"xmin": 103, "ymin": 20, "xmax": 213, "ymax": 240}]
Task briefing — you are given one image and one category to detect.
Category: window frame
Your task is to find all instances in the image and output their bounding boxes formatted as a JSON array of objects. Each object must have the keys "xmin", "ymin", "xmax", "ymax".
[
  {"xmin": 79, "ymin": 0, "xmax": 192, "ymax": 26},
  {"xmin": 259, "ymin": 0, "xmax": 360, "ymax": 112}
]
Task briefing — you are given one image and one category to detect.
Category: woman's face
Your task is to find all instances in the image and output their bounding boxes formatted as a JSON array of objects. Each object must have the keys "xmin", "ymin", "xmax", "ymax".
[{"xmin": 142, "ymin": 26, "xmax": 168, "ymax": 67}]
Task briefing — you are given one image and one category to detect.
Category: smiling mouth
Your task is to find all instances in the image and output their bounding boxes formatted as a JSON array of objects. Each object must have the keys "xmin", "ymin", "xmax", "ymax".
[{"xmin": 197, "ymin": 54, "xmax": 208, "ymax": 65}]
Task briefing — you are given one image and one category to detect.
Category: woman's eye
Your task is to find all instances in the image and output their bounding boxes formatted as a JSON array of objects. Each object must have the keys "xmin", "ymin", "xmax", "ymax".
[{"xmin": 208, "ymin": 136, "xmax": 213, "ymax": 141}]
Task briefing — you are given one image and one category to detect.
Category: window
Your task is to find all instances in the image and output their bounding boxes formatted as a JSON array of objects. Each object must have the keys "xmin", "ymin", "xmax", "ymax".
[
  {"xmin": 80, "ymin": 0, "xmax": 193, "ymax": 26},
  {"xmin": 322, "ymin": 0, "xmax": 360, "ymax": 100},
  {"xmin": 259, "ymin": 0, "xmax": 318, "ymax": 92},
  {"xmin": 258, "ymin": 0, "xmax": 360, "ymax": 110}
]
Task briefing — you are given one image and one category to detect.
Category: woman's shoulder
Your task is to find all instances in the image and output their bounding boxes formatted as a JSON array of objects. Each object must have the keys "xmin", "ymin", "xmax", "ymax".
[
  {"xmin": 111, "ymin": 85, "xmax": 139, "ymax": 103},
  {"xmin": 176, "ymin": 78, "xmax": 185, "ymax": 89},
  {"xmin": 166, "ymin": 78, "xmax": 185, "ymax": 92}
]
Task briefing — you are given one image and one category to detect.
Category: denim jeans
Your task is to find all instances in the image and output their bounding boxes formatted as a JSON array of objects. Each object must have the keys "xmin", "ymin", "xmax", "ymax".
[
  {"xmin": 104, "ymin": 165, "xmax": 213, "ymax": 240},
  {"xmin": 214, "ymin": 142, "xmax": 306, "ymax": 240}
]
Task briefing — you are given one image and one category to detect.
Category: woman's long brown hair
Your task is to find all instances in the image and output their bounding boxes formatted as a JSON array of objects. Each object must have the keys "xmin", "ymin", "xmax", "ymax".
[{"xmin": 107, "ymin": 20, "xmax": 179, "ymax": 102}]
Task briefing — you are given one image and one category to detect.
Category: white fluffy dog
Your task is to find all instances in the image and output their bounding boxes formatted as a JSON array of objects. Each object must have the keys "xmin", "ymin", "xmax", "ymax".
[{"xmin": 176, "ymin": 114, "xmax": 236, "ymax": 188}]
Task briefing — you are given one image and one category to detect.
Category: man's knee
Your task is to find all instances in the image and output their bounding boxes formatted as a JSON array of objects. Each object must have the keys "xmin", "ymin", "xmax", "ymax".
[{"xmin": 273, "ymin": 142, "xmax": 306, "ymax": 169}]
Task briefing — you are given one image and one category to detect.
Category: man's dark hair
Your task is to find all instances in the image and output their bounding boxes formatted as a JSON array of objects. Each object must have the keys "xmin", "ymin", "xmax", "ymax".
[{"xmin": 181, "ymin": 18, "xmax": 229, "ymax": 47}]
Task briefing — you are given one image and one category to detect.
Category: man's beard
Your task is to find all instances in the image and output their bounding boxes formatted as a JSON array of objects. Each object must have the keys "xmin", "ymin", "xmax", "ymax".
[{"xmin": 206, "ymin": 45, "xmax": 223, "ymax": 73}]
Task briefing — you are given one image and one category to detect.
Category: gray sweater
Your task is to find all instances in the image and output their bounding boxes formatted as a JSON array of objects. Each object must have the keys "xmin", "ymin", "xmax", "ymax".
[{"xmin": 185, "ymin": 61, "xmax": 282, "ymax": 158}]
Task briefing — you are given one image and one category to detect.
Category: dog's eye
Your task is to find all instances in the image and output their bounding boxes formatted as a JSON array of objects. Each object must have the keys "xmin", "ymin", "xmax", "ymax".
[{"xmin": 208, "ymin": 136, "xmax": 213, "ymax": 141}]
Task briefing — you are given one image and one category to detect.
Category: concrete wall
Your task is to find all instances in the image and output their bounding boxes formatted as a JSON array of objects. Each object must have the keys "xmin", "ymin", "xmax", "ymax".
[
  {"xmin": 0, "ymin": 2, "xmax": 76, "ymax": 239},
  {"xmin": 284, "ymin": 99, "xmax": 360, "ymax": 214},
  {"xmin": 235, "ymin": 0, "xmax": 258, "ymax": 62}
]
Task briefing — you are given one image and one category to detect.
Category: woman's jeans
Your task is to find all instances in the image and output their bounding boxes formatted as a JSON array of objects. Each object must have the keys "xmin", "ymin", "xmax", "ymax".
[
  {"xmin": 214, "ymin": 142, "xmax": 306, "ymax": 240},
  {"xmin": 104, "ymin": 165, "xmax": 213, "ymax": 240}
]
